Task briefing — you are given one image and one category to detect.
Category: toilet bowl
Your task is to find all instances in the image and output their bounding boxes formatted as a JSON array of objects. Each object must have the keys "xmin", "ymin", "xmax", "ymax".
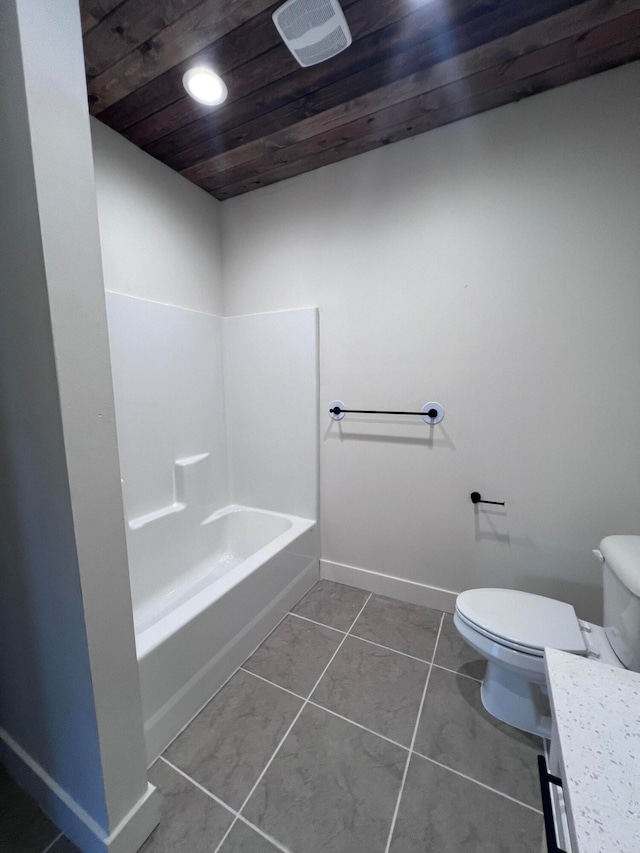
[{"xmin": 454, "ymin": 535, "xmax": 640, "ymax": 738}]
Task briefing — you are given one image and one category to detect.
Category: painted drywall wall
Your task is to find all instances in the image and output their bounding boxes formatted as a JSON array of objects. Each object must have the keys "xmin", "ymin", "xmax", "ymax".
[
  {"xmin": 91, "ymin": 118, "xmax": 223, "ymax": 315},
  {"xmin": 224, "ymin": 309, "xmax": 319, "ymax": 519},
  {"xmin": 222, "ymin": 61, "xmax": 640, "ymax": 622},
  {"xmin": 0, "ymin": 2, "xmax": 159, "ymax": 851}
]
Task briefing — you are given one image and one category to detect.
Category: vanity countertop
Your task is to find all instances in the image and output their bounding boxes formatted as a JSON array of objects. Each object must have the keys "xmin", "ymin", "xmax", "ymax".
[{"xmin": 545, "ymin": 648, "xmax": 640, "ymax": 853}]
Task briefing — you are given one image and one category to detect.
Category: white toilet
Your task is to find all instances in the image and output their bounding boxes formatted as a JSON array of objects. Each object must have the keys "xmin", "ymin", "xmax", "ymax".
[{"xmin": 454, "ymin": 535, "xmax": 640, "ymax": 738}]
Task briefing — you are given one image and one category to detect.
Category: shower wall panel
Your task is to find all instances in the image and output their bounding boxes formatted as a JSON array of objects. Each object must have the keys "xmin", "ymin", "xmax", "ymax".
[{"xmin": 105, "ymin": 293, "xmax": 229, "ymax": 525}]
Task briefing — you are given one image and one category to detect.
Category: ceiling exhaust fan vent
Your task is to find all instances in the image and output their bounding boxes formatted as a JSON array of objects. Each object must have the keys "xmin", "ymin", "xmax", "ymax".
[{"xmin": 273, "ymin": 0, "xmax": 352, "ymax": 67}]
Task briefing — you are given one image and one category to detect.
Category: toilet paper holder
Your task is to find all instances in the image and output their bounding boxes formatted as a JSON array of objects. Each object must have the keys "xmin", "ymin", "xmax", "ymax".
[{"xmin": 470, "ymin": 492, "xmax": 505, "ymax": 507}]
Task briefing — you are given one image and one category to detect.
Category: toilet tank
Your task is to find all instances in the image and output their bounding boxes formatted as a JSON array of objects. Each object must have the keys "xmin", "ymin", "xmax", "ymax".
[{"xmin": 600, "ymin": 535, "xmax": 640, "ymax": 672}]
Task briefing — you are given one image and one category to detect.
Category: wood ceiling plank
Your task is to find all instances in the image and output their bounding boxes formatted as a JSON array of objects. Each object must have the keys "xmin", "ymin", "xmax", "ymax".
[
  {"xmin": 84, "ymin": 0, "xmax": 206, "ymax": 79},
  {"xmin": 160, "ymin": 0, "xmax": 591, "ymax": 173},
  {"xmin": 111, "ymin": 0, "xmax": 437, "ymax": 147},
  {"xmin": 179, "ymin": 0, "xmax": 640, "ymax": 183},
  {"xmin": 87, "ymin": 0, "xmax": 277, "ymax": 112},
  {"xmin": 82, "ymin": 9, "xmax": 101, "ymax": 34},
  {"xmin": 208, "ymin": 16, "xmax": 640, "ymax": 195},
  {"xmin": 96, "ymin": 1, "xmax": 286, "ymax": 131},
  {"xmin": 214, "ymin": 34, "xmax": 640, "ymax": 198},
  {"xmin": 139, "ymin": 0, "xmax": 554, "ymax": 160},
  {"xmin": 80, "ymin": 1, "xmax": 125, "ymax": 34}
]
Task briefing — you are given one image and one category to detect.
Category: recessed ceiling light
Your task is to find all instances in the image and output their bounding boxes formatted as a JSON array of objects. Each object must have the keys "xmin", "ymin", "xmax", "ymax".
[{"xmin": 182, "ymin": 67, "xmax": 228, "ymax": 106}]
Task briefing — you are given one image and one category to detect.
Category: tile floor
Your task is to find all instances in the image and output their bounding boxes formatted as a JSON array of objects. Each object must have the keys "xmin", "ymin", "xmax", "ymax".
[{"xmin": 2, "ymin": 581, "xmax": 544, "ymax": 853}]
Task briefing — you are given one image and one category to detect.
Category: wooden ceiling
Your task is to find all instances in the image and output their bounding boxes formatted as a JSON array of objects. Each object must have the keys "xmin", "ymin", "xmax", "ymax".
[{"xmin": 81, "ymin": 0, "xmax": 640, "ymax": 200}]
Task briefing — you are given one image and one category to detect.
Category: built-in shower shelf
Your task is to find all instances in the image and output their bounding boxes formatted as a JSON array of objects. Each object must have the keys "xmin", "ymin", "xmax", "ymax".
[
  {"xmin": 128, "ymin": 502, "xmax": 186, "ymax": 530},
  {"xmin": 128, "ymin": 452, "xmax": 212, "ymax": 529}
]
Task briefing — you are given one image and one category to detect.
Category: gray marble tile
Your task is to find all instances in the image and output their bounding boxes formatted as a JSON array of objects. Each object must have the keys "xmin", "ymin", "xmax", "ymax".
[
  {"xmin": 434, "ymin": 613, "xmax": 486, "ymax": 680},
  {"xmin": 291, "ymin": 579, "xmax": 369, "ymax": 631},
  {"xmin": 134, "ymin": 760, "xmax": 233, "ymax": 852},
  {"xmin": 164, "ymin": 669, "xmax": 302, "ymax": 810},
  {"xmin": 414, "ymin": 667, "xmax": 541, "ymax": 807},
  {"xmin": 243, "ymin": 614, "xmax": 342, "ymax": 695},
  {"xmin": 219, "ymin": 820, "xmax": 283, "ymax": 852},
  {"xmin": 312, "ymin": 636, "xmax": 428, "ymax": 745},
  {"xmin": 389, "ymin": 754, "xmax": 542, "ymax": 853},
  {"xmin": 351, "ymin": 594, "xmax": 442, "ymax": 659},
  {"xmin": 0, "ymin": 763, "xmax": 59, "ymax": 853},
  {"xmin": 243, "ymin": 703, "xmax": 405, "ymax": 853}
]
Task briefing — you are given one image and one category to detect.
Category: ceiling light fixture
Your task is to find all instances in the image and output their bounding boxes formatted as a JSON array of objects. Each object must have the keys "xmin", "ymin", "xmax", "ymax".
[{"xmin": 182, "ymin": 67, "xmax": 228, "ymax": 106}]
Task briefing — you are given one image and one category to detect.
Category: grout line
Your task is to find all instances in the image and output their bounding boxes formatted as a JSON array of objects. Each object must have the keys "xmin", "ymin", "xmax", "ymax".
[
  {"xmin": 288, "ymin": 609, "xmax": 458, "ymax": 672},
  {"xmin": 159, "ymin": 757, "xmax": 294, "ymax": 851},
  {"xmin": 156, "ymin": 648, "xmax": 251, "ymax": 760},
  {"xmin": 159, "ymin": 594, "xmax": 328, "ymax": 760},
  {"xmin": 235, "ymin": 813, "xmax": 295, "ymax": 852},
  {"xmin": 349, "ymin": 633, "xmax": 435, "ymax": 666},
  {"xmin": 41, "ymin": 833, "xmax": 63, "ymax": 853},
  {"xmin": 431, "ymin": 662, "xmax": 483, "ymax": 683},
  {"xmin": 306, "ymin": 700, "xmax": 409, "ymax": 752},
  {"xmin": 286, "ymin": 611, "xmax": 346, "ymax": 634},
  {"xmin": 383, "ymin": 612, "xmax": 444, "ymax": 853},
  {"xmin": 159, "ymin": 756, "xmax": 236, "ymax": 815},
  {"xmin": 239, "ymin": 667, "xmax": 306, "ymax": 701},
  {"xmin": 288, "ymin": 611, "xmax": 482, "ymax": 683},
  {"xmin": 213, "ymin": 593, "xmax": 373, "ymax": 853},
  {"xmin": 240, "ymin": 663, "xmax": 410, "ymax": 752},
  {"xmin": 411, "ymin": 751, "xmax": 543, "ymax": 815},
  {"xmin": 241, "ymin": 662, "xmax": 409, "ymax": 752}
]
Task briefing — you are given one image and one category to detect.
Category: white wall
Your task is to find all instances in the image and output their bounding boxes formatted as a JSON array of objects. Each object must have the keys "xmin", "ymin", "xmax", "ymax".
[
  {"xmin": 222, "ymin": 62, "xmax": 640, "ymax": 622},
  {"xmin": 224, "ymin": 310, "xmax": 319, "ymax": 519},
  {"xmin": 0, "ymin": 2, "xmax": 159, "ymax": 851},
  {"xmin": 92, "ymin": 119, "xmax": 223, "ymax": 315}
]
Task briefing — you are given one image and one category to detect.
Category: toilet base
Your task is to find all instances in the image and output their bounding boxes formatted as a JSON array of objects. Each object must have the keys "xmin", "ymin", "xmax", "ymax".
[{"xmin": 481, "ymin": 661, "xmax": 552, "ymax": 739}]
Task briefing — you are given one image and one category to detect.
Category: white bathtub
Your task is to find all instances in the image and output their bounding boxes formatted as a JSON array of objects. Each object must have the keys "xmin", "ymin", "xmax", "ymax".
[{"xmin": 130, "ymin": 504, "xmax": 318, "ymax": 762}]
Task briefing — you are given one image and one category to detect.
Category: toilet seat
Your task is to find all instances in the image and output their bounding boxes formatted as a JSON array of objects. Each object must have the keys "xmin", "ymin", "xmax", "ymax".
[
  {"xmin": 455, "ymin": 588, "xmax": 587, "ymax": 657},
  {"xmin": 456, "ymin": 610, "xmax": 548, "ymax": 657}
]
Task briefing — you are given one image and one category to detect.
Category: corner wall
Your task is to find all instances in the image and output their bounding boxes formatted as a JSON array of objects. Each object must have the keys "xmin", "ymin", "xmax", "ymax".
[
  {"xmin": 221, "ymin": 61, "xmax": 640, "ymax": 622},
  {"xmin": 0, "ymin": 2, "xmax": 159, "ymax": 850}
]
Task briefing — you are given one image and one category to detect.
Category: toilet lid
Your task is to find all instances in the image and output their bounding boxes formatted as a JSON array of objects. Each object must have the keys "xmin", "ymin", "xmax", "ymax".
[{"xmin": 456, "ymin": 589, "xmax": 587, "ymax": 655}]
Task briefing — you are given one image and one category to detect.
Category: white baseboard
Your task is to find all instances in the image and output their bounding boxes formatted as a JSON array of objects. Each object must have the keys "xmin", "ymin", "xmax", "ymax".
[
  {"xmin": 143, "ymin": 558, "xmax": 319, "ymax": 763},
  {"xmin": 320, "ymin": 559, "xmax": 457, "ymax": 613},
  {"xmin": 0, "ymin": 728, "xmax": 161, "ymax": 853},
  {"xmin": 105, "ymin": 784, "xmax": 161, "ymax": 853}
]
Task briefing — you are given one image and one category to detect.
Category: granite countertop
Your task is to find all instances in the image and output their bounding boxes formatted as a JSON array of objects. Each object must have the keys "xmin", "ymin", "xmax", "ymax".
[{"xmin": 545, "ymin": 648, "xmax": 640, "ymax": 853}]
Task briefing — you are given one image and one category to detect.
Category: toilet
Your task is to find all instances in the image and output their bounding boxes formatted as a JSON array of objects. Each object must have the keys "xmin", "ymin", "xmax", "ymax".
[{"xmin": 454, "ymin": 535, "xmax": 640, "ymax": 738}]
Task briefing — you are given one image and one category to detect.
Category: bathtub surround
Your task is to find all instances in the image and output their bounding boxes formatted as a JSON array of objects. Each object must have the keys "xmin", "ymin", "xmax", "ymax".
[
  {"xmin": 0, "ymin": 2, "xmax": 160, "ymax": 851},
  {"xmin": 105, "ymin": 294, "xmax": 319, "ymax": 759},
  {"xmin": 105, "ymin": 296, "xmax": 229, "ymax": 525},
  {"xmin": 105, "ymin": 293, "xmax": 318, "ymax": 538},
  {"xmin": 222, "ymin": 61, "xmax": 640, "ymax": 623}
]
